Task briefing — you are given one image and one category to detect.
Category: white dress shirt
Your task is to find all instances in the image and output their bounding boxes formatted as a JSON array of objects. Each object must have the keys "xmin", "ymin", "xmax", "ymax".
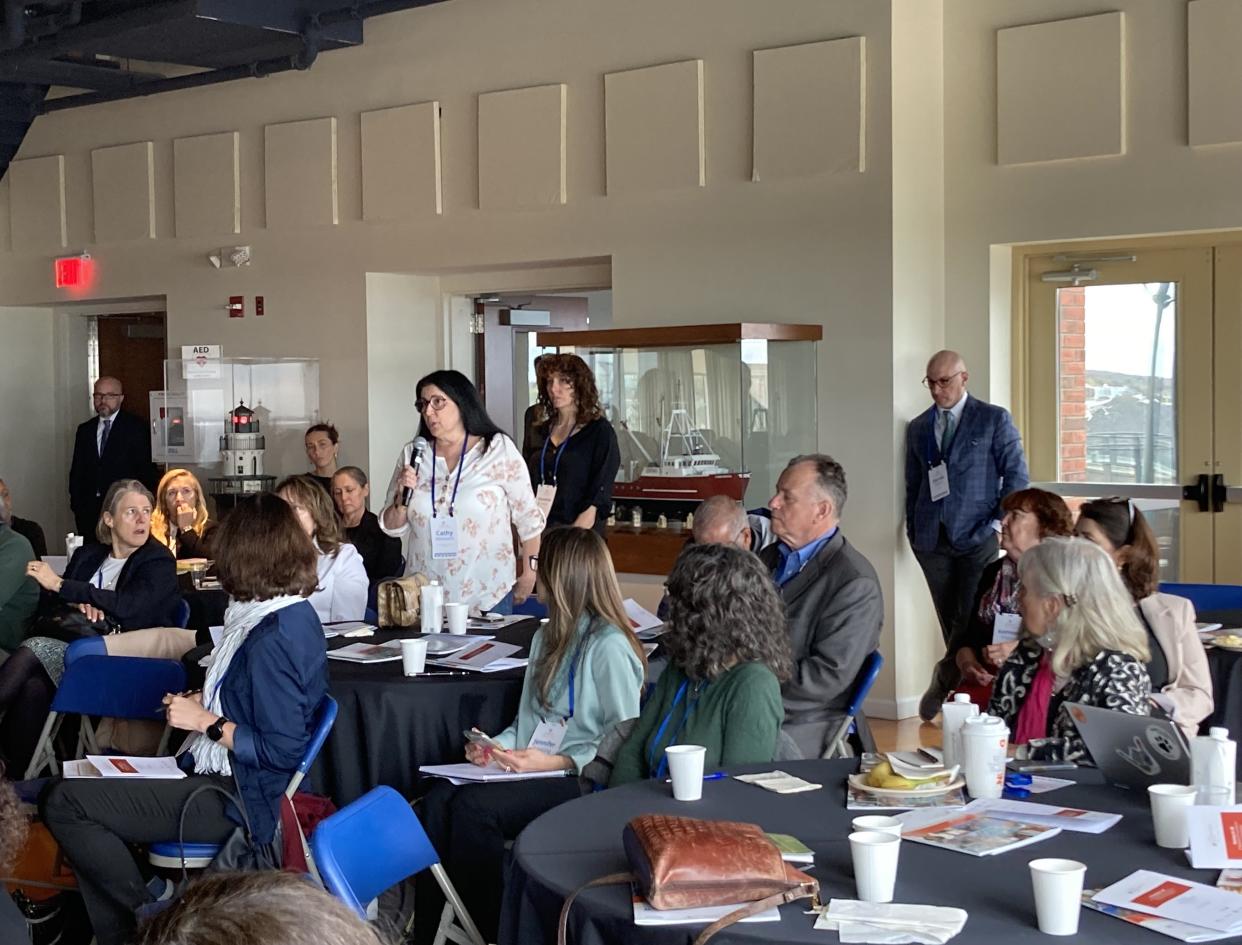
[{"xmin": 309, "ymin": 541, "xmax": 368, "ymax": 623}]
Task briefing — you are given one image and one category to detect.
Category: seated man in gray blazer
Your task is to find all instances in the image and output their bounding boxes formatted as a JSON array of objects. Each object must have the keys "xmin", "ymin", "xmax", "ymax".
[{"xmin": 759, "ymin": 455, "xmax": 883, "ymax": 758}]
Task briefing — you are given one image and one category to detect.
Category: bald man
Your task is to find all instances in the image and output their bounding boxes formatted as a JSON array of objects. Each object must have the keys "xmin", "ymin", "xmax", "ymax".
[
  {"xmin": 691, "ymin": 495, "xmax": 773, "ymax": 552},
  {"xmin": 905, "ymin": 350, "xmax": 1028, "ymax": 720},
  {"xmin": 68, "ymin": 376, "xmax": 155, "ymax": 538}
]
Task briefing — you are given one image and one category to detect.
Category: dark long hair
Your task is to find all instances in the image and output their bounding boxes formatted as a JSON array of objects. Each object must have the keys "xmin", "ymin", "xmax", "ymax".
[
  {"xmin": 415, "ymin": 370, "xmax": 505, "ymax": 452},
  {"xmin": 1077, "ymin": 497, "xmax": 1160, "ymax": 601}
]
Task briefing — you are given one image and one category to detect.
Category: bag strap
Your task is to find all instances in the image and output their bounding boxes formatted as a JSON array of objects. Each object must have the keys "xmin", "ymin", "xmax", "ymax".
[
  {"xmin": 556, "ymin": 872, "xmax": 633, "ymax": 945},
  {"xmin": 175, "ymin": 780, "xmax": 251, "ymax": 884},
  {"xmin": 691, "ymin": 881, "xmax": 819, "ymax": 945}
]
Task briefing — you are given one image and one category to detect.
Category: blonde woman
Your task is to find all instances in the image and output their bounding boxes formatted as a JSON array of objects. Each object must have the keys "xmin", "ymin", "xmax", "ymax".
[
  {"xmin": 151, "ymin": 468, "xmax": 215, "ymax": 560},
  {"xmin": 415, "ymin": 527, "xmax": 646, "ymax": 943},
  {"xmin": 275, "ymin": 476, "xmax": 367, "ymax": 623},
  {"xmin": 989, "ymin": 536, "xmax": 1151, "ymax": 764}
]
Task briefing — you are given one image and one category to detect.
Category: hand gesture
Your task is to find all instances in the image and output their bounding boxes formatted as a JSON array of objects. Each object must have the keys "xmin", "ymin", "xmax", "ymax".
[
  {"xmin": 25, "ymin": 561, "xmax": 63, "ymax": 592},
  {"xmin": 175, "ymin": 503, "xmax": 196, "ymax": 530},
  {"xmin": 490, "ymin": 747, "xmax": 570, "ymax": 774}
]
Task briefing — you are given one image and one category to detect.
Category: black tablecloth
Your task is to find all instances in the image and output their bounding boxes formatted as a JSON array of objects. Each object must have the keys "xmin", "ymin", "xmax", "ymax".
[
  {"xmin": 1198, "ymin": 608, "xmax": 1242, "ymax": 778},
  {"xmin": 307, "ymin": 620, "xmax": 538, "ymax": 805},
  {"xmin": 502, "ymin": 759, "xmax": 1216, "ymax": 945}
]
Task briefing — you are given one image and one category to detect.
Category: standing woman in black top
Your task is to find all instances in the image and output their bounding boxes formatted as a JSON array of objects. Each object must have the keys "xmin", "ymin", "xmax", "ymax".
[
  {"xmin": 528, "ymin": 354, "xmax": 620, "ymax": 536},
  {"xmin": 304, "ymin": 423, "xmax": 340, "ymax": 494}
]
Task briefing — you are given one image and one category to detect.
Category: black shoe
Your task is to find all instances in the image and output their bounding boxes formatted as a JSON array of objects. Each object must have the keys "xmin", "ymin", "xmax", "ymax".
[{"xmin": 918, "ymin": 688, "xmax": 944, "ymax": 722}]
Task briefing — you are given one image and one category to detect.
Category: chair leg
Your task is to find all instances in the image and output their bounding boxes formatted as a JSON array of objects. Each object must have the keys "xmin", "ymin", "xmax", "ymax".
[
  {"xmin": 23, "ymin": 712, "xmax": 60, "ymax": 780},
  {"xmin": 820, "ymin": 716, "xmax": 852, "ymax": 760},
  {"xmin": 852, "ymin": 712, "xmax": 876, "ymax": 756},
  {"xmin": 430, "ymin": 863, "xmax": 486, "ymax": 945}
]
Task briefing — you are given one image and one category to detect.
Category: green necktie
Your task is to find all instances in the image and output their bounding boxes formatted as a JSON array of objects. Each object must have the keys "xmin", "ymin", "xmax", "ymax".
[{"xmin": 941, "ymin": 410, "xmax": 956, "ymax": 453}]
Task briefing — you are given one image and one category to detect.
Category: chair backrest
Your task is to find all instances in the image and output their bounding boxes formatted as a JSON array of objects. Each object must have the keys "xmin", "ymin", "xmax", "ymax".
[
  {"xmin": 844, "ymin": 650, "xmax": 884, "ymax": 719},
  {"xmin": 1159, "ymin": 582, "xmax": 1242, "ymax": 614},
  {"xmin": 287, "ymin": 694, "xmax": 338, "ymax": 797},
  {"xmin": 64, "ymin": 636, "xmax": 107, "ymax": 667},
  {"xmin": 51, "ymin": 655, "xmax": 186, "ymax": 721},
  {"xmin": 174, "ymin": 599, "xmax": 191, "ymax": 629},
  {"xmin": 311, "ymin": 785, "xmax": 440, "ymax": 919}
]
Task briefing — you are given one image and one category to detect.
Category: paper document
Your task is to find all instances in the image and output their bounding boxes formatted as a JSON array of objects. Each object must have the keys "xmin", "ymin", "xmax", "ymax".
[
  {"xmin": 733, "ymin": 770, "xmax": 822, "ymax": 794},
  {"xmin": 65, "ymin": 755, "xmax": 186, "ymax": 779},
  {"xmin": 208, "ymin": 625, "xmax": 223, "ymax": 647},
  {"xmin": 473, "ymin": 657, "xmax": 528, "ymax": 673},
  {"xmin": 896, "ymin": 808, "xmax": 1060, "ymax": 856},
  {"xmin": 467, "ymin": 613, "xmax": 528, "ymax": 630},
  {"xmin": 323, "ymin": 621, "xmax": 376, "ymax": 639},
  {"xmin": 430, "ymin": 640, "xmax": 521, "ymax": 671},
  {"xmin": 326, "ymin": 642, "xmax": 404, "ymax": 663},
  {"xmin": 419, "ymin": 762, "xmax": 570, "ymax": 785},
  {"xmin": 968, "ymin": 797, "xmax": 1120, "ymax": 834},
  {"xmin": 1026, "ymin": 775, "xmax": 1075, "ymax": 794},
  {"xmin": 814, "ymin": 900, "xmax": 968, "ymax": 943},
  {"xmin": 1082, "ymin": 890, "xmax": 1235, "ymax": 943},
  {"xmin": 1093, "ymin": 871, "xmax": 1242, "ymax": 933},
  {"xmin": 1188, "ymin": 807, "xmax": 1242, "ymax": 869},
  {"xmin": 419, "ymin": 633, "xmax": 495, "ymax": 657},
  {"xmin": 623, "ymin": 599, "xmax": 664, "ymax": 638},
  {"xmin": 632, "ymin": 893, "xmax": 779, "ymax": 926}
]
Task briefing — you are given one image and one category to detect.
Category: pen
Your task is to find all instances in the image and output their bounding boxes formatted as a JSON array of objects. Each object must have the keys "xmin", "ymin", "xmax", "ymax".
[
  {"xmin": 664, "ymin": 771, "xmax": 727, "ymax": 783},
  {"xmin": 417, "ymin": 671, "xmax": 471, "ymax": 676},
  {"xmin": 155, "ymin": 689, "xmax": 201, "ymax": 713}
]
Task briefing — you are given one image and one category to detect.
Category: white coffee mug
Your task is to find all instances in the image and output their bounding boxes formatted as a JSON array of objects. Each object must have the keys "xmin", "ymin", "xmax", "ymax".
[
  {"xmin": 665, "ymin": 745, "xmax": 706, "ymax": 801},
  {"xmin": 849, "ymin": 830, "xmax": 900, "ymax": 903},
  {"xmin": 1029, "ymin": 858, "xmax": 1086, "ymax": 936},
  {"xmin": 400, "ymin": 638, "xmax": 428, "ymax": 676},
  {"xmin": 444, "ymin": 602, "xmax": 469, "ymax": 635}
]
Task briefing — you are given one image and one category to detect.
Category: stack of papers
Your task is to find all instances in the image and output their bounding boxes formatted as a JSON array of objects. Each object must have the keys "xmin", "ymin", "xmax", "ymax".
[
  {"xmin": 895, "ymin": 808, "xmax": 1060, "ymax": 856},
  {"xmin": 429, "ymin": 640, "xmax": 522, "ymax": 672},
  {"xmin": 64, "ymin": 755, "xmax": 186, "ymax": 779},
  {"xmin": 327, "ymin": 642, "xmax": 404, "ymax": 663},
  {"xmin": 734, "ymin": 770, "xmax": 822, "ymax": 794},
  {"xmin": 323, "ymin": 621, "xmax": 376, "ymax": 639},
  {"xmin": 419, "ymin": 633, "xmax": 495, "ymax": 656},
  {"xmin": 967, "ymin": 797, "xmax": 1120, "ymax": 834},
  {"xmin": 1188, "ymin": 807, "xmax": 1242, "ymax": 868},
  {"xmin": 814, "ymin": 900, "xmax": 968, "ymax": 944},
  {"xmin": 419, "ymin": 762, "xmax": 570, "ymax": 785},
  {"xmin": 632, "ymin": 893, "xmax": 779, "ymax": 926},
  {"xmin": 1091, "ymin": 871, "xmax": 1242, "ymax": 938},
  {"xmin": 466, "ymin": 613, "xmax": 528, "ymax": 630},
  {"xmin": 1083, "ymin": 890, "xmax": 1236, "ymax": 943},
  {"xmin": 623, "ymin": 599, "xmax": 664, "ymax": 639}
]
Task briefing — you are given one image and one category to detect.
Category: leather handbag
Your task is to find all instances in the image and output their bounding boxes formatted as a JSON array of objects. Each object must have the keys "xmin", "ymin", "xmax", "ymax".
[
  {"xmin": 558, "ymin": 814, "xmax": 819, "ymax": 945},
  {"xmin": 377, "ymin": 573, "xmax": 429, "ymax": 628}
]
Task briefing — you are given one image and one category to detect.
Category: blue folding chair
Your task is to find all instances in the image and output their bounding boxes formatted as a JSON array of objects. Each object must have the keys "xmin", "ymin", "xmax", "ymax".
[
  {"xmin": 1159, "ymin": 582, "xmax": 1242, "ymax": 615},
  {"xmin": 512, "ymin": 597, "xmax": 548, "ymax": 619},
  {"xmin": 24, "ymin": 654, "xmax": 187, "ymax": 779},
  {"xmin": 148, "ymin": 694, "xmax": 338, "ymax": 875},
  {"xmin": 312, "ymin": 785, "xmax": 484, "ymax": 945},
  {"xmin": 822, "ymin": 650, "xmax": 884, "ymax": 759},
  {"xmin": 174, "ymin": 599, "xmax": 191, "ymax": 629}
]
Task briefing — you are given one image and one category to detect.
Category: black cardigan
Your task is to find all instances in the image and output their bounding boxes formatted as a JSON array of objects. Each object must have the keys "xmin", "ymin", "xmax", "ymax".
[
  {"xmin": 57, "ymin": 538, "xmax": 181, "ymax": 629},
  {"xmin": 526, "ymin": 417, "xmax": 620, "ymax": 535}
]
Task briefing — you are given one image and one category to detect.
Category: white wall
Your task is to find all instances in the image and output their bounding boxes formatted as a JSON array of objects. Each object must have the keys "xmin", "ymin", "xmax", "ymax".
[{"xmin": 0, "ymin": 307, "xmax": 57, "ymax": 541}]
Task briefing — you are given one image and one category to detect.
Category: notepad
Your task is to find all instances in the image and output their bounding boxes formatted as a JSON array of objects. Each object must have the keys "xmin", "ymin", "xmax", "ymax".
[{"xmin": 418, "ymin": 762, "xmax": 570, "ymax": 785}]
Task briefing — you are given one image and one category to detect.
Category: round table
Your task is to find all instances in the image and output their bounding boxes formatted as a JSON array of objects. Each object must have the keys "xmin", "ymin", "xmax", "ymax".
[
  {"xmin": 501, "ymin": 759, "xmax": 1210, "ymax": 945},
  {"xmin": 308, "ymin": 619, "xmax": 538, "ymax": 804},
  {"xmin": 1197, "ymin": 608, "xmax": 1242, "ymax": 778}
]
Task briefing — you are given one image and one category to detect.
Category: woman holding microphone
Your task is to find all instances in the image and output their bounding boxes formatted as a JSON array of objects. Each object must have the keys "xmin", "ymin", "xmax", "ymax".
[{"xmin": 381, "ymin": 370, "xmax": 544, "ymax": 614}]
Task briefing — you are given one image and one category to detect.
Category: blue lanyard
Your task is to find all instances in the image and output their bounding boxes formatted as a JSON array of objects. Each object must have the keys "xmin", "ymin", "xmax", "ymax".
[
  {"xmin": 539, "ymin": 430, "xmax": 574, "ymax": 486},
  {"xmin": 563, "ymin": 634, "xmax": 589, "ymax": 720},
  {"xmin": 648, "ymin": 680, "xmax": 708, "ymax": 779},
  {"xmin": 430, "ymin": 436, "xmax": 468, "ymax": 518}
]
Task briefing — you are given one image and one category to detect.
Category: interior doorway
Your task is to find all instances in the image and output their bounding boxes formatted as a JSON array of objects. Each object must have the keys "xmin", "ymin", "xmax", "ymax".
[{"xmin": 90, "ymin": 312, "xmax": 166, "ymax": 428}]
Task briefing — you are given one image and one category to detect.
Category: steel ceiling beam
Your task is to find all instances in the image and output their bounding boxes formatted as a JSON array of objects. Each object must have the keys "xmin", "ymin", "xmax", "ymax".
[
  {"xmin": 0, "ymin": 0, "xmax": 197, "ymax": 66},
  {"xmin": 0, "ymin": 58, "xmax": 165, "ymax": 91}
]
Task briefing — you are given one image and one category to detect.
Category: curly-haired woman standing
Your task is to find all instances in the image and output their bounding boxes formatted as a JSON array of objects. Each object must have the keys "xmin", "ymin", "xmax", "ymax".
[
  {"xmin": 609, "ymin": 543, "xmax": 792, "ymax": 783},
  {"xmin": 527, "ymin": 353, "xmax": 620, "ymax": 536}
]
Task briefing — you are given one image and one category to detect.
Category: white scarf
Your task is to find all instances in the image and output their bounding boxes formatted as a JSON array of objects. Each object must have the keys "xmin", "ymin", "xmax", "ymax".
[{"xmin": 190, "ymin": 595, "xmax": 302, "ymax": 776}]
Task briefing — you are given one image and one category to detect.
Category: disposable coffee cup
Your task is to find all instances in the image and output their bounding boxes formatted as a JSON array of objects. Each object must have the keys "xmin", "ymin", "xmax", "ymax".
[
  {"xmin": 1149, "ymin": 784, "xmax": 1197, "ymax": 848},
  {"xmin": 444, "ymin": 602, "xmax": 469, "ymax": 635},
  {"xmin": 665, "ymin": 745, "xmax": 706, "ymax": 801},
  {"xmin": 851, "ymin": 815, "xmax": 903, "ymax": 837},
  {"xmin": 400, "ymin": 638, "xmax": 428, "ymax": 677},
  {"xmin": 848, "ymin": 830, "xmax": 900, "ymax": 903},
  {"xmin": 1028, "ymin": 858, "xmax": 1086, "ymax": 936},
  {"xmin": 1196, "ymin": 784, "xmax": 1232, "ymax": 806}
]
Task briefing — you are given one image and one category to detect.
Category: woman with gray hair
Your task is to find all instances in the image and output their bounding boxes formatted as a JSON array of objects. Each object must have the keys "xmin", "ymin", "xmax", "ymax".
[
  {"xmin": 610, "ymin": 543, "xmax": 792, "ymax": 784},
  {"xmin": 0, "ymin": 480, "xmax": 180, "ymax": 774},
  {"xmin": 0, "ymin": 488, "xmax": 39, "ymax": 652},
  {"xmin": 989, "ymin": 536, "xmax": 1152, "ymax": 764}
]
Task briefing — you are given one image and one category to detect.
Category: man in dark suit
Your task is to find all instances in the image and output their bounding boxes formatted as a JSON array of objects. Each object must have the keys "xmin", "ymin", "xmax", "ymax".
[
  {"xmin": 905, "ymin": 350, "xmax": 1028, "ymax": 720},
  {"xmin": 68, "ymin": 376, "xmax": 155, "ymax": 538},
  {"xmin": 759, "ymin": 455, "xmax": 883, "ymax": 759}
]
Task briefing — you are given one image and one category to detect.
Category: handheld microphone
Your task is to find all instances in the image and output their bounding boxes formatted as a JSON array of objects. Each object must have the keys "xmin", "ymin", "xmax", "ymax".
[{"xmin": 401, "ymin": 436, "xmax": 429, "ymax": 507}]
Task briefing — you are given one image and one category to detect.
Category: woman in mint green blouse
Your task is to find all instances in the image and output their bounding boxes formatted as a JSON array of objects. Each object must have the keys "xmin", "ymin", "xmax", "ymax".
[
  {"xmin": 610, "ymin": 543, "xmax": 791, "ymax": 786},
  {"xmin": 414, "ymin": 527, "xmax": 646, "ymax": 944}
]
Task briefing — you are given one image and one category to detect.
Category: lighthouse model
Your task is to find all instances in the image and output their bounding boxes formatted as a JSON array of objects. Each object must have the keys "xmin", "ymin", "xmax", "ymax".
[{"xmin": 210, "ymin": 400, "xmax": 276, "ymax": 495}]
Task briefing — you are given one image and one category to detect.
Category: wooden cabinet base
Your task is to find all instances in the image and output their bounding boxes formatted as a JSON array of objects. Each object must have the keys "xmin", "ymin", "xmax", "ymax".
[{"xmin": 605, "ymin": 525, "xmax": 690, "ymax": 575}]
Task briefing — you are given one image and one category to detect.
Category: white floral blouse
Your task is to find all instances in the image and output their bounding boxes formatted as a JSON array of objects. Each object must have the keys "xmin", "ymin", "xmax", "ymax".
[{"xmin": 381, "ymin": 434, "xmax": 545, "ymax": 611}]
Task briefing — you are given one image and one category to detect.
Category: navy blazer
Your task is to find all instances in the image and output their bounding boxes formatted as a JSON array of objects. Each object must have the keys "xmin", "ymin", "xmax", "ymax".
[
  {"xmin": 213, "ymin": 600, "xmax": 328, "ymax": 843},
  {"xmin": 68, "ymin": 410, "xmax": 155, "ymax": 515},
  {"xmin": 57, "ymin": 538, "xmax": 180, "ymax": 629},
  {"xmin": 904, "ymin": 395, "xmax": 1029, "ymax": 553}
]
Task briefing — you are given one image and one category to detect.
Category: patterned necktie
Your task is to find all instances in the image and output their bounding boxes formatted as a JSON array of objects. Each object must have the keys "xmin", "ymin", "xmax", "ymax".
[
  {"xmin": 941, "ymin": 410, "xmax": 956, "ymax": 453},
  {"xmin": 100, "ymin": 417, "xmax": 113, "ymax": 455}
]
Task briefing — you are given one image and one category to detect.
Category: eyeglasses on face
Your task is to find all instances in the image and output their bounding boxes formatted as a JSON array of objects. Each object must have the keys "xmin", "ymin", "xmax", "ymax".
[
  {"xmin": 93, "ymin": 392, "xmax": 122, "ymax": 400},
  {"xmin": 922, "ymin": 371, "xmax": 964, "ymax": 390},
  {"xmin": 415, "ymin": 394, "xmax": 451, "ymax": 414}
]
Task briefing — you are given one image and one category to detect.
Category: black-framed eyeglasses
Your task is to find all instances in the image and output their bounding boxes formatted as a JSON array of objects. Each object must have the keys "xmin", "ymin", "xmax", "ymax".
[
  {"xmin": 921, "ymin": 372, "xmax": 964, "ymax": 390},
  {"xmin": 415, "ymin": 394, "xmax": 450, "ymax": 414}
]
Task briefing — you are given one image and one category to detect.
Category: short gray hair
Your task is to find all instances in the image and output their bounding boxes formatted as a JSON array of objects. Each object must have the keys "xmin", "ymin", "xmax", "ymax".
[
  {"xmin": 788, "ymin": 454, "xmax": 847, "ymax": 516},
  {"xmin": 691, "ymin": 496, "xmax": 746, "ymax": 542}
]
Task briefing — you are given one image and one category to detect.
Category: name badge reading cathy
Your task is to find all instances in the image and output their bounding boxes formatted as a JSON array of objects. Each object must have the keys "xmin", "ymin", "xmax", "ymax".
[
  {"xmin": 431, "ymin": 518, "xmax": 458, "ymax": 560},
  {"xmin": 535, "ymin": 484, "xmax": 557, "ymax": 519},
  {"xmin": 928, "ymin": 463, "xmax": 950, "ymax": 502},
  {"xmin": 529, "ymin": 718, "xmax": 568, "ymax": 755}
]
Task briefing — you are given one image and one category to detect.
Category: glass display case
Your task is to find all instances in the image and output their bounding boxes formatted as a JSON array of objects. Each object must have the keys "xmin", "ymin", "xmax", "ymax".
[
  {"xmin": 152, "ymin": 357, "xmax": 320, "ymax": 510},
  {"xmin": 532, "ymin": 323, "xmax": 821, "ymax": 526}
]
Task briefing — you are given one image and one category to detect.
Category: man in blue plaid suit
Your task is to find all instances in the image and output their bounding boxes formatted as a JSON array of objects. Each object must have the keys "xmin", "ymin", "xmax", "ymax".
[{"xmin": 906, "ymin": 351, "xmax": 1028, "ymax": 720}]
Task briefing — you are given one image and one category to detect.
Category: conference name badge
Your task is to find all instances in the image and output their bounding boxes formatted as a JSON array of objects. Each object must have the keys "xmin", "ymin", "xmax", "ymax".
[
  {"xmin": 992, "ymin": 612, "xmax": 1022, "ymax": 644},
  {"xmin": 535, "ymin": 484, "xmax": 557, "ymax": 519},
  {"xmin": 431, "ymin": 519, "xmax": 458, "ymax": 560},
  {"xmin": 928, "ymin": 463, "xmax": 950, "ymax": 501},
  {"xmin": 529, "ymin": 718, "xmax": 568, "ymax": 755}
]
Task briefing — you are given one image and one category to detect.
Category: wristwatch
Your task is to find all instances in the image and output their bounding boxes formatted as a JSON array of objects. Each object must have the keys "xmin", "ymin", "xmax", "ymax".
[{"xmin": 205, "ymin": 716, "xmax": 230, "ymax": 742}]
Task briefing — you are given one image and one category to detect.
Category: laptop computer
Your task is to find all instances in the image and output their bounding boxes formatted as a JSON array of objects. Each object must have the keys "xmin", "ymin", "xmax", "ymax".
[{"xmin": 1067, "ymin": 703, "xmax": 1191, "ymax": 790}]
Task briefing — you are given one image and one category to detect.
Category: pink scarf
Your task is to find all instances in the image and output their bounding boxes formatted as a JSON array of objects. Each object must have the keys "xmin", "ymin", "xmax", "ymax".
[{"xmin": 1014, "ymin": 652, "xmax": 1055, "ymax": 745}]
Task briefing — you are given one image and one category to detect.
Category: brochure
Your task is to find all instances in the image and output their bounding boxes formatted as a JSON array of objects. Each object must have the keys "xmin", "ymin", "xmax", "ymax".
[
  {"xmin": 1083, "ymin": 889, "xmax": 1236, "ymax": 942},
  {"xmin": 326, "ymin": 641, "xmax": 404, "ymax": 663},
  {"xmin": 1217, "ymin": 870, "xmax": 1242, "ymax": 894},
  {"xmin": 765, "ymin": 833, "xmax": 815, "ymax": 864},
  {"xmin": 967, "ymin": 797, "xmax": 1121, "ymax": 834},
  {"xmin": 64, "ymin": 755, "xmax": 186, "ymax": 779},
  {"xmin": 623, "ymin": 599, "xmax": 664, "ymax": 638},
  {"xmin": 1092, "ymin": 871, "xmax": 1242, "ymax": 934},
  {"xmin": 1187, "ymin": 807, "xmax": 1242, "ymax": 869},
  {"xmin": 418, "ymin": 762, "xmax": 571, "ymax": 785},
  {"xmin": 733, "ymin": 770, "xmax": 822, "ymax": 794},
  {"xmin": 895, "ymin": 809, "xmax": 1060, "ymax": 856},
  {"xmin": 632, "ymin": 893, "xmax": 779, "ymax": 926},
  {"xmin": 429, "ymin": 640, "xmax": 522, "ymax": 671}
]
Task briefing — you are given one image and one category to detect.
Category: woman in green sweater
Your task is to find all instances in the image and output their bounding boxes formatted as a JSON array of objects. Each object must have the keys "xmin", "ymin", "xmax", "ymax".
[
  {"xmin": 610, "ymin": 542, "xmax": 791, "ymax": 786},
  {"xmin": 414, "ymin": 526, "xmax": 646, "ymax": 944}
]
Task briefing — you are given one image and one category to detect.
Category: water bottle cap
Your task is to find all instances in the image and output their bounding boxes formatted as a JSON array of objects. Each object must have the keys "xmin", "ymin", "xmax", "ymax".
[
  {"xmin": 953, "ymin": 693, "xmax": 972, "ymax": 703},
  {"xmin": 1210, "ymin": 727, "xmax": 1231, "ymax": 740}
]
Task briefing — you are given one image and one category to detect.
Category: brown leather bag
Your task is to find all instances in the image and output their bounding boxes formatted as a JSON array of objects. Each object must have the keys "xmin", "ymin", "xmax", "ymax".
[
  {"xmin": 376, "ymin": 573, "xmax": 429, "ymax": 627},
  {"xmin": 558, "ymin": 814, "xmax": 819, "ymax": 945}
]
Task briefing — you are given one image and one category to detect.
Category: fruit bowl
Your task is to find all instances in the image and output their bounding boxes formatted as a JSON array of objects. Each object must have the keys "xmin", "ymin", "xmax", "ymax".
[{"xmin": 848, "ymin": 773, "xmax": 965, "ymax": 797}]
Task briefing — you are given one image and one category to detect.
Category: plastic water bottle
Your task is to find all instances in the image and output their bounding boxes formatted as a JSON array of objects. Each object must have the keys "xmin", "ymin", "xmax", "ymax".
[
  {"xmin": 1192, "ymin": 727, "xmax": 1236, "ymax": 805},
  {"xmin": 940, "ymin": 693, "xmax": 979, "ymax": 770},
  {"xmin": 961, "ymin": 714, "xmax": 1008, "ymax": 799}
]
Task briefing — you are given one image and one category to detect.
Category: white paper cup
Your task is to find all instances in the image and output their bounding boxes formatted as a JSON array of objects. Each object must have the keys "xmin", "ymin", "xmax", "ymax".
[
  {"xmin": 1196, "ymin": 784, "xmax": 1232, "ymax": 806},
  {"xmin": 1029, "ymin": 858, "xmax": 1086, "ymax": 935},
  {"xmin": 665, "ymin": 745, "xmax": 706, "ymax": 801},
  {"xmin": 851, "ymin": 815, "xmax": 903, "ymax": 837},
  {"xmin": 1149, "ymin": 784, "xmax": 1197, "ymax": 848},
  {"xmin": 848, "ymin": 831, "xmax": 900, "ymax": 903},
  {"xmin": 444, "ymin": 602, "xmax": 469, "ymax": 635},
  {"xmin": 400, "ymin": 638, "xmax": 428, "ymax": 676}
]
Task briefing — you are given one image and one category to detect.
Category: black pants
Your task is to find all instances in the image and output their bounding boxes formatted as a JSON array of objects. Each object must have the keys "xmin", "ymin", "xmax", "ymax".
[
  {"xmin": 41, "ymin": 774, "xmax": 236, "ymax": 945},
  {"xmin": 914, "ymin": 529, "xmax": 998, "ymax": 697},
  {"xmin": 0, "ymin": 647, "xmax": 56, "ymax": 777},
  {"xmin": 413, "ymin": 776, "xmax": 585, "ymax": 944}
]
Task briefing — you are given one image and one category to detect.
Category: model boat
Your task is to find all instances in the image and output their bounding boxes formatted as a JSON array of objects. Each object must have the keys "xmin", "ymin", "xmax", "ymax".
[{"xmin": 614, "ymin": 407, "xmax": 750, "ymax": 503}]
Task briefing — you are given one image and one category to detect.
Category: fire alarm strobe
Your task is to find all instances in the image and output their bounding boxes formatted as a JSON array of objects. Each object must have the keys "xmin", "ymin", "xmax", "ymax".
[
  {"xmin": 228, "ymin": 296, "xmax": 244, "ymax": 318},
  {"xmin": 54, "ymin": 253, "xmax": 93, "ymax": 288}
]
